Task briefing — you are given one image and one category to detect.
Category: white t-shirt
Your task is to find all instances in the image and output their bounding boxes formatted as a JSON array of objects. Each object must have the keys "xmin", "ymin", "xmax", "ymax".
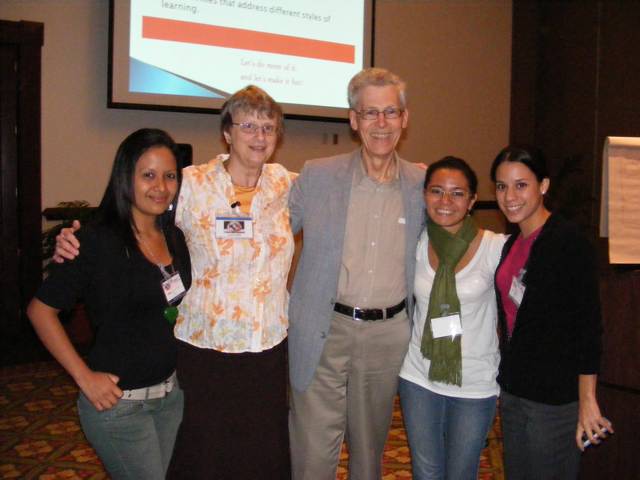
[{"xmin": 400, "ymin": 229, "xmax": 507, "ymax": 399}]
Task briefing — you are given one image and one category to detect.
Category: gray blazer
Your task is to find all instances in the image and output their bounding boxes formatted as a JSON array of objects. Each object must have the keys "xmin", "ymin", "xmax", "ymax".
[{"xmin": 288, "ymin": 149, "xmax": 426, "ymax": 391}]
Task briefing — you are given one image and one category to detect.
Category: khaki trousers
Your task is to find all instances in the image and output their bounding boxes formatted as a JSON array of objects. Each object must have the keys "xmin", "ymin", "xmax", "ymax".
[{"xmin": 289, "ymin": 310, "xmax": 411, "ymax": 480}]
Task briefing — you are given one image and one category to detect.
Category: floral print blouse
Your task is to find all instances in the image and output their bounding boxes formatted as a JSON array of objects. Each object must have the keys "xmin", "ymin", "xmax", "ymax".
[{"xmin": 174, "ymin": 155, "xmax": 294, "ymax": 353}]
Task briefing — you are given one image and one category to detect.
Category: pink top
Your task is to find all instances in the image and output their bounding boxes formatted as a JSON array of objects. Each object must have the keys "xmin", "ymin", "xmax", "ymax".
[{"xmin": 496, "ymin": 226, "xmax": 543, "ymax": 336}]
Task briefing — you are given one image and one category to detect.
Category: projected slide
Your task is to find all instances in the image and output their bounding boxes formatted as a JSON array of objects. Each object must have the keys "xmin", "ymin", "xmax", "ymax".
[{"xmin": 128, "ymin": 0, "xmax": 365, "ymax": 109}]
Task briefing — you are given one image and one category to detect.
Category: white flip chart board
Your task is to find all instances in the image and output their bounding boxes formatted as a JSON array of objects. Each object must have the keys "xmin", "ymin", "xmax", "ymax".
[{"xmin": 600, "ymin": 136, "xmax": 640, "ymax": 263}]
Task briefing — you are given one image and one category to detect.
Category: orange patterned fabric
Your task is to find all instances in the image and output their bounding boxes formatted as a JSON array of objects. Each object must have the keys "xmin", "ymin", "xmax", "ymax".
[
  {"xmin": 174, "ymin": 154, "xmax": 294, "ymax": 353},
  {"xmin": 232, "ymin": 185, "xmax": 257, "ymax": 215}
]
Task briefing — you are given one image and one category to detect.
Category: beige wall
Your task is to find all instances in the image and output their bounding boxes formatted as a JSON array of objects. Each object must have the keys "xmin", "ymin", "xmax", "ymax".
[
  {"xmin": 377, "ymin": 0, "xmax": 512, "ymax": 198},
  {"xmin": 1, "ymin": 0, "xmax": 511, "ymax": 208}
]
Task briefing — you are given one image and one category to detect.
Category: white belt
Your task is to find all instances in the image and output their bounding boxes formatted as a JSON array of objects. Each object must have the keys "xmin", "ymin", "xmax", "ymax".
[{"xmin": 121, "ymin": 371, "xmax": 177, "ymax": 400}]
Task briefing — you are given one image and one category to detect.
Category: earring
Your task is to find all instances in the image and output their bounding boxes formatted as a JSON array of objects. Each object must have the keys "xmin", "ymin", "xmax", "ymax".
[{"xmin": 168, "ymin": 203, "xmax": 174, "ymax": 212}]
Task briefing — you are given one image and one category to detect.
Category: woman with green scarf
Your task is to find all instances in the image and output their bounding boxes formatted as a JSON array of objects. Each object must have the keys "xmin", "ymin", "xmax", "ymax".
[{"xmin": 399, "ymin": 156, "xmax": 506, "ymax": 480}]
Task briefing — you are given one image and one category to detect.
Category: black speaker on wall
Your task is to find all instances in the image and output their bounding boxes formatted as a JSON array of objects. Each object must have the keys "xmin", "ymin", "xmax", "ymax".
[{"xmin": 176, "ymin": 143, "xmax": 193, "ymax": 169}]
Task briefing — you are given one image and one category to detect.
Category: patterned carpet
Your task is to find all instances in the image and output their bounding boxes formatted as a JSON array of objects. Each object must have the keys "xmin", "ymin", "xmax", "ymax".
[
  {"xmin": 0, "ymin": 361, "xmax": 503, "ymax": 479},
  {"xmin": 0, "ymin": 362, "xmax": 105, "ymax": 479}
]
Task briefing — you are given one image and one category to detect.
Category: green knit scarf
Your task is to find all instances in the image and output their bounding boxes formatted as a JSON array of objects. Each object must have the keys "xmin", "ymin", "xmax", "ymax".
[{"xmin": 420, "ymin": 215, "xmax": 478, "ymax": 386}]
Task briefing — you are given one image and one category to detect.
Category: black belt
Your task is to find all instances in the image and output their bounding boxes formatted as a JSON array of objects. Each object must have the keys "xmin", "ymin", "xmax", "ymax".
[{"xmin": 333, "ymin": 299, "xmax": 406, "ymax": 321}]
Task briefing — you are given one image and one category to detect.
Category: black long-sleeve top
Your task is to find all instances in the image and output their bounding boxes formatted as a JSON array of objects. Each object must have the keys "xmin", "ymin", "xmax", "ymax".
[
  {"xmin": 36, "ymin": 222, "xmax": 191, "ymax": 390},
  {"xmin": 495, "ymin": 214, "xmax": 602, "ymax": 405}
]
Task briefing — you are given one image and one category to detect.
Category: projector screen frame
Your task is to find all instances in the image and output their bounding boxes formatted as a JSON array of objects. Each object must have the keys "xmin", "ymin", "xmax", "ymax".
[{"xmin": 108, "ymin": 0, "xmax": 375, "ymax": 122}]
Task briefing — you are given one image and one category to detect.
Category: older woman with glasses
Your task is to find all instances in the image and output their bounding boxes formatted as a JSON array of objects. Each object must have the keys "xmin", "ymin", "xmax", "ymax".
[
  {"xmin": 165, "ymin": 85, "xmax": 294, "ymax": 479},
  {"xmin": 55, "ymin": 86, "xmax": 294, "ymax": 479}
]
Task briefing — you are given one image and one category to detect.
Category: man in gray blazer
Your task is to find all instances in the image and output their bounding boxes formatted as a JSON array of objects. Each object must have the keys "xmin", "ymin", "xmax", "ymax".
[{"xmin": 288, "ymin": 68, "xmax": 426, "ymax": 480}]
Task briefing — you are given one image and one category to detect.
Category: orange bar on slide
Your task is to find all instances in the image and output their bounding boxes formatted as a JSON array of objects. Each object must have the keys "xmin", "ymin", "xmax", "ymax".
[{"xmin": 143, "ymin": 16, "xmax": 355, "ymax": 64}]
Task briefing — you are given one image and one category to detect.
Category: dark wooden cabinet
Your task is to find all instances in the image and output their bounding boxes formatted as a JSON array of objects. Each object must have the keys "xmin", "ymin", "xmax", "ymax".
[{"xmin": 0, "ymin": 20, "xmax": 44, "ymax": 365}]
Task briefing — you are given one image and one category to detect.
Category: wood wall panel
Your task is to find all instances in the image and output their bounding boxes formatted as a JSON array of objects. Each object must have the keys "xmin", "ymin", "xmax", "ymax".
[
  {"xmin": 510, "ymin": 2, "xmax": 640, "ymax": 478},
  {"xmin": 598, "ymin": 270, "xmax": 640, "ymax": 389},
  {"xmin": 580, "ymin": 382, "xmax": 640, "ymax": 479}
]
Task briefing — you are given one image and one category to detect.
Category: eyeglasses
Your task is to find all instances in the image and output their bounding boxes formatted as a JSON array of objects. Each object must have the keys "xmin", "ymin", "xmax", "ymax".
[
  {"xmin": 354, "ymin": 107, "xmax": 404, "ymax": 120},
  {"xmin": 231, "ymin": 122, "xmax": 277, "ymax": 136},
  {"xmin": 426, "ymin": 187, "xmax": 470, "ymax": 201}
]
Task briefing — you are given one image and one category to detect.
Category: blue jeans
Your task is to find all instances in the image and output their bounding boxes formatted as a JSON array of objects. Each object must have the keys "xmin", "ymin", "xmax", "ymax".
[
  {"xmin": 77, "ymin": 386, "xmax": 183, "ymax": 480},
  {"xmin": 399, "ymin": 377, "xmax": 497, "ymax": 480}
]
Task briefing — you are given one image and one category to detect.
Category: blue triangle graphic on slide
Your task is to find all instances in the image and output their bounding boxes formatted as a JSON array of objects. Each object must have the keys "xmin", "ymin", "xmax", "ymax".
[{"xmin": 129, "ymin": 58, "xmax": 221, "ymax": 98}]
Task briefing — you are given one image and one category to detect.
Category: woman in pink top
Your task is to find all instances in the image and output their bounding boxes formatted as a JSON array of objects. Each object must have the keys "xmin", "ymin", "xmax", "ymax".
[{"xmin": 492, "ymin": 145, "xmax": 612, "ymax": 480}]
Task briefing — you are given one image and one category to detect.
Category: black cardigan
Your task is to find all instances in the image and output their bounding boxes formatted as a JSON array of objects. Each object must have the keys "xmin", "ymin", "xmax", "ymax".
[{"xmin": 495, "ymin": 214, "xmax": 602, "ymax": 405}]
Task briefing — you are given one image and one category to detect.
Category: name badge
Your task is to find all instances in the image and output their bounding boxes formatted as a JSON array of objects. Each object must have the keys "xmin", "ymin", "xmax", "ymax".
[
  {"xmin": 509, "ymin": 271, "xmax": 526, "ymax": 307},
  {"xmin": 431, "ymin": 313, "xmax": 463, "ymax": 339},
  {"xmin": 162, "ymin": 273, "xmax": 186, "ymax": 304},
  {"xmin": 215, "ymin": 216, "xmax": 253, "ymax": 239}
]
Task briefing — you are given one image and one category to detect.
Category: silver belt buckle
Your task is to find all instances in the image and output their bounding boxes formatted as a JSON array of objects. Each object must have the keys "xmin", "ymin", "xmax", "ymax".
[{"xmin": 352, "ymin": 307, "xmax": 363, "ymax": 321}]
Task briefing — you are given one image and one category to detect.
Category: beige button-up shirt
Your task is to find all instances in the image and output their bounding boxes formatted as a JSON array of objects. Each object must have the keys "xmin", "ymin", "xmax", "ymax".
[{"xmin": 336, "ymin": 154, "xmax": 407, "ymax": 309}]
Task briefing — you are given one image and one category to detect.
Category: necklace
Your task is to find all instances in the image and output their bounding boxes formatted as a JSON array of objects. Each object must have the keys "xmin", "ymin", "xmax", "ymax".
[
  {"xmin": 137, "ymin": 231, "xmax": 172, "ymax": 275},
  {"xmin": 137, "ymin": 231, "xmax": 180, "ymax": 324}
]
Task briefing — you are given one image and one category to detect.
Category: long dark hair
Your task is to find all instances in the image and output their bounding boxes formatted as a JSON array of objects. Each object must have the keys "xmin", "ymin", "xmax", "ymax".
[{"xmin": 97, "ymin": 128, "xmax": 181, "ymax": 248}]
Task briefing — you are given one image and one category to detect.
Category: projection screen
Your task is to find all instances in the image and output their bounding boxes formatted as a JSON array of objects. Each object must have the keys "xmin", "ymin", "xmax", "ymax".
[{"xmin": 109, "ymin": 0, "xmax": 375, "ymax": 120}]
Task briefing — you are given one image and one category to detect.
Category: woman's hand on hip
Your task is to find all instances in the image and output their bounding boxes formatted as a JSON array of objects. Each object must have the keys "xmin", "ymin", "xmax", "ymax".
[{"xmin": 78, "ymin": 370, "xmax": 122, "ymax": 411}]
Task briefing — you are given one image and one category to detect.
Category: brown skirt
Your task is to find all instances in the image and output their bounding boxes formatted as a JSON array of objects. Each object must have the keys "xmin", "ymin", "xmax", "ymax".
[{"xmin": 166, "ymin": 339, "xmax": 290, "ymax": 479}]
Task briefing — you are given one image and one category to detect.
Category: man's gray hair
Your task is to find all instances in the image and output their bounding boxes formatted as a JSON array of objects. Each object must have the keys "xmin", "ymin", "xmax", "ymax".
[{"xmin": 347, "ymin": 67, "xmax": 407, "ymax": 110}]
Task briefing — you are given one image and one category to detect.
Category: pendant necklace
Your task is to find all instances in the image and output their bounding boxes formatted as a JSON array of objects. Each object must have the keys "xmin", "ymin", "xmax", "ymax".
[{"xmin": 138, "ymin": 231, "xmax": 180, "ymax": 324}]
